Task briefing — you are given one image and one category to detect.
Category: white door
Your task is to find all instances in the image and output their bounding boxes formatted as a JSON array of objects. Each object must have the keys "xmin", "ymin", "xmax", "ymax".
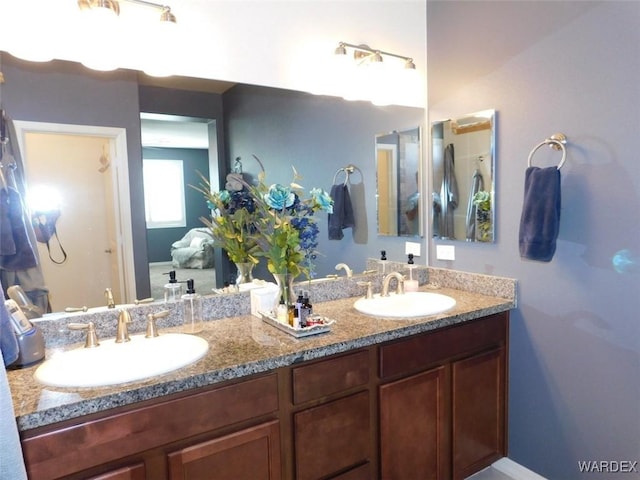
[{"xmin": 14, "ymin": 122, "xmax": 134, "ymax": 311}]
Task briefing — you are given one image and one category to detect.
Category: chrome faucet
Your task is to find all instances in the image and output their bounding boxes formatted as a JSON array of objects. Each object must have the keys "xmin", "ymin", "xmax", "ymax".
[
  {"xmin": 105, "ymin": 288, "xmax": 115, "ymax": 309},
  {"xmin": 115, "ymin": 309, "xmax": 132, "ymax": 343},
  {"xmin": 335, "ymin": 263, "xmax": 353, "ymax": 278},
  {"xmin": 381, "ymin": 272, "xmax": 405, "ymax": 297}
]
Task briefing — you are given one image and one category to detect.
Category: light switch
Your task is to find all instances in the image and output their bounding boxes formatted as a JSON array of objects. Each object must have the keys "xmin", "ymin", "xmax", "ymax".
[
  {"xmin": 405, "ymin": 241, "xmax": 421, "ymax": 257},
  {"xmin": 436, "ymin": 245, "xmax": 455, "ymax": 261}
]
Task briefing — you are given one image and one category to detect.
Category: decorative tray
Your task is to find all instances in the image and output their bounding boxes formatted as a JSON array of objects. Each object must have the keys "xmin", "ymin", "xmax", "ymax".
[{"xmin": 260, "ymin": 312, "xmax": 335, "ymax": 338}]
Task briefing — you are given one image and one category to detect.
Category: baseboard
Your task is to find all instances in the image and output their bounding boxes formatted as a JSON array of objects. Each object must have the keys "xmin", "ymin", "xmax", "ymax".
[{"xmin": 493, "ymin": 458, "xmax": 548, "ymax": 480}]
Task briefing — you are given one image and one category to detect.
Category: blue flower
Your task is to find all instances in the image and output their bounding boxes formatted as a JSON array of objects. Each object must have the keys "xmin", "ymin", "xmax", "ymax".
[
  {"xmin": 264, "ymin": 184, "xmax": 295, "ymax": 211},
  {"xmin": 310, "ymin": 187, "xmax": 334, "ymax": 214}
]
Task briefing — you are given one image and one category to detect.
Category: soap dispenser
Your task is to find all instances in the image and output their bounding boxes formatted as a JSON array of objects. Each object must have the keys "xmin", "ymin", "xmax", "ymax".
[
  {"xmin": 182, "ymin": 279, "xmax": 203, "ymax": 334},
  {"xmin": 405, "ymin": 254, "xmax": 419, "ymax": 292},
  {"xmin": 164, "ymin": 270, "xmax": 183, "ymax": 303},
  {"xmin": 379, "ymin": 250, "xmax": 388, "ymax": 274}
]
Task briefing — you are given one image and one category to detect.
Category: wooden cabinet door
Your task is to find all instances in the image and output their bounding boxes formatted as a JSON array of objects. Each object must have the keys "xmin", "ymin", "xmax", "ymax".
[
  {"xmin": 452, "ymin": 347, "xmax": 506, "ymax": 479},
  {"xmin": 167, "ymin": 420, "xmax": 281, "ymax": 480},
  {"xmin": 294, "ymin": 391, "xmax": 371, "ymax": 480},
  {"xmin": 89, "ymin": 463, "xmax": 146, "ymax": 480},
  {"xmin": 379, "ymin": 366, "xmax": 448, "ymax": 480}
]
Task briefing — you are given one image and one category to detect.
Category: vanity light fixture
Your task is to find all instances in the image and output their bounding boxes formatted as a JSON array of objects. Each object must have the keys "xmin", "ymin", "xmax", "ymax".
[
  {"xmin": 77, "ymin": 0, "xmax": 177, "ymax": 25},
  {"xmin": 76, "ymin": 0, "xmax": 178, "ymax": 73},
  {"xmin": 334, "ymin": 42, "xmax": 418, "ymax": 105}
]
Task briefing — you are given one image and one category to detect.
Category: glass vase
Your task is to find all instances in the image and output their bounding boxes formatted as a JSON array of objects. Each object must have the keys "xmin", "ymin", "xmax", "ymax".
[
  {"xmin": 272, "ymin": 273, "xmax": 297, "ymax": 309},
  {"xmin": 234, "ymin": 262, "xmax": 255, "ymax": 286},
  {"xmin": 476, "ymin": 210, "xmax": 493, "ymax": 243}
]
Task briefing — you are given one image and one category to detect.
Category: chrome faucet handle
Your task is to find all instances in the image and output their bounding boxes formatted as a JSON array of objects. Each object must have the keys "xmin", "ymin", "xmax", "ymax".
[
  {"xmin": 105, "ymin": 288, "xmax": 116, "ymax": 309},
  {"xmin": 68, "ymin": 321, "xmax": 100, "ymax": 348},
  {"xmin": 115, "ymin": 309, "xmax": 132, "ymax": 343},
  {"xmin": 146, "ymin": 310, "xmax": 170, "ymax": 338},
  {"xmin": 357, "ymin": 281, "xmax": 373, "ymax": 299}
]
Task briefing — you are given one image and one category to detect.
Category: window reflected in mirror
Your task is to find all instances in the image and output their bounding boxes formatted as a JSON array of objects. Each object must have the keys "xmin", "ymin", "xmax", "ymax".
[
  {"xmin": 431, "ymin": 110, "xmax": 495, "ymax": 243},
  {"xmin": 376, "ymin": 127, "xmax": 422, "ymax": 237}
]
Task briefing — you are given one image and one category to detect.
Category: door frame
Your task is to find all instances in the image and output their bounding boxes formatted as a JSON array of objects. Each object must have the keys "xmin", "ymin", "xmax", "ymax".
[{"xmin": 13, "ymin": 121, "xmax": 136, "ymax": 304}]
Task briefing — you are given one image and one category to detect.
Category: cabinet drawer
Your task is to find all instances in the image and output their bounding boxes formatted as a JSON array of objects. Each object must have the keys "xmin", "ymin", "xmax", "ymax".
[
  {"xmin": 294, "ymin": 391, "xmax": 371, "ymax": 480},
  {"xmin": 22, "ymin": 373, "xmax": 279, "ymax": 480},
  {"xmin": 380, "ymin": 312, "xmax": 507, "ymax": 379},
  {"xmin": 292, "ymin": 349, "xmax": 369, "ymax": 404},
  {"xmin": 167, "ymin": 420, "xmax": 281, "ymax": 480}
]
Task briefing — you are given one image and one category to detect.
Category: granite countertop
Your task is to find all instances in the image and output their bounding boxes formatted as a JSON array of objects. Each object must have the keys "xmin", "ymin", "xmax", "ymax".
[{"xmin": 8, "ymin": 267, "xmax": 516, "ymax": 433}]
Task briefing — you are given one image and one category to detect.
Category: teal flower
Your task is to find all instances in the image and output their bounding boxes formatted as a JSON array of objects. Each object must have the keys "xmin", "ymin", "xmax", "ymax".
[
  {"xmin": 310, "ymin": 187, "xmax": 334, "ymax": 214},
  {"xmin": 264, "ymin": 184, "xmax": 295, "ymax": 211}
]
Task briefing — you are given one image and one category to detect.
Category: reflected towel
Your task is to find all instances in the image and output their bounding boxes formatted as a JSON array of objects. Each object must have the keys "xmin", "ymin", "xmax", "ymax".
[
  {"xmin": 328, "ymin": 184, "xmax": 355, "ymax": 240},
  {"xmin": 0, "ymin": 187, "xmax": 38, "ymax": 271},
  {"xmin": 519, "ymin": 166, "xmax": 561, "ymax": 262}
]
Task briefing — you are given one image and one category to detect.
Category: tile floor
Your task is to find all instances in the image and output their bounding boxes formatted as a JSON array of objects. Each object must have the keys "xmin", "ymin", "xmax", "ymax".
[{"xmin": 467, "ymin": 466, "xmax": 518, "ymax": 480}]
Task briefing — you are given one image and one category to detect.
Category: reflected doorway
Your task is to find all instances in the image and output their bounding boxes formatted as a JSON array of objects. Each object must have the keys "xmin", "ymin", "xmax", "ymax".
[
  {"xmin": 140, "ymin": 113, "xmax": 219, "ymax": 296},
  {"xmin": 13, "ymin": 121, "xmax": 134, "ymax": 311}
]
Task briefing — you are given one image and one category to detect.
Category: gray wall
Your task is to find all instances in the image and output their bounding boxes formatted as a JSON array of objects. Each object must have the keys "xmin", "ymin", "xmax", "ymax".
[
  {"xmin": 222, "ymin": 84, "xmax": 425, "ymax": 280},
  {"xmin": 428, "ymin": 2, "xmax": 639, "ymax": 478},
  {"xmin": 0, "ymin": 57, "xmax": 151, "ymax": 296}
]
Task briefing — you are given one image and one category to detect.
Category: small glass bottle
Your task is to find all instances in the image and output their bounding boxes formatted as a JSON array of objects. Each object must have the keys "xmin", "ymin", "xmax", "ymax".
[
  {"xmin": 164, "ymin": 270, "xmax": 183, "ymax": 302},
  {"xmin": 300, "ymin": 292, "xmax": 312, "ymax": 327},
  {"xmin": 182, "ymin": 279, "xmax": 203, "ymax": 334},
  {"xmin": 276, "ymin": 296, "xmax": 287, "ymax": 323}
]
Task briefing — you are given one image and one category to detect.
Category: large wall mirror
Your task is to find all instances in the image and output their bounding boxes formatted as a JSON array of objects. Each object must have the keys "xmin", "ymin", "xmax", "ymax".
[
  {"xmin": 376, "ymin": 127, "xmax": 422, "ymax": 237},
  {"xmin": 1, "ymin": 55, "xmax": 423, "ymax": 313},
  {"xmin": 431, "ymin": 110, "xmax": 495, "ymax": 242}
]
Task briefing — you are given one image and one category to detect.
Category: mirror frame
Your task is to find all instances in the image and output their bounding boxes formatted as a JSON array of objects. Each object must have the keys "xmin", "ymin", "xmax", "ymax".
[{"xmin": 430, "ymin": 110, "xmax": 496, "ymax": 243}]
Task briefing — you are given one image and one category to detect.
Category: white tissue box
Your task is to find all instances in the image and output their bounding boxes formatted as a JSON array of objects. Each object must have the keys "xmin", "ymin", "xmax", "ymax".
[{"xmin": 250, "ymin": 284, "xmax": 279, "ymax": 318}]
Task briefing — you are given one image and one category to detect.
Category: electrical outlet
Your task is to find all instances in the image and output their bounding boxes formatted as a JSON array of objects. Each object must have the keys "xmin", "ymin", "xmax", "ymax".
[
  {"xmin": 405, "ymin": 241, "xmax": 421, "ymax": 257},
  {"xmin": 436, "ymin": 245, "xmax": 455, "ymax": 261}
]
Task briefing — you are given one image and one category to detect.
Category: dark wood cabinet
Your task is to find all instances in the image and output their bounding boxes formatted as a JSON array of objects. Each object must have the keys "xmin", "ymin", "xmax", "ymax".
[
  {"xmin": 89, "ymin": 463, "xmax": 146, "ymax": 480},
  {"xmin": 380, "ymin": 366, "xmax": 448, "ymax": 480},
  {"xmin": 167, "ymin": 420, "xmax": 281, "ymax": 480},
  {"xmin": 452, "ymin": 347, "xmax": 506, "ymax": 479},
  {"xmin": 20, "ymin": 312, "xmax": 508, "ymax": 480},
  {"xmin": 294, "ymin": 392, "xmax": 371, "ymax": 480},
  {"xmin": 378, "ymin": 313, "xmax": 508, "ymax": 480}
]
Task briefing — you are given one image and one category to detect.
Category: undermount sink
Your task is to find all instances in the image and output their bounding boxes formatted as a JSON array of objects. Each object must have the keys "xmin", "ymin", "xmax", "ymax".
[
  {"xmin": 353, "ymin": 291, "xmax": 456, "ymax": 319},
  {"xmin": 34, "ymin": 333, "xmax": 209, "ymax": 388}
]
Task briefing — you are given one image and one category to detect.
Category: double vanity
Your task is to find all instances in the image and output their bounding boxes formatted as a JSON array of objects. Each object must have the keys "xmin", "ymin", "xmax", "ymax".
[{"xmin": 8, "ymin": 265, "xmax": 516, "ymax": 480}]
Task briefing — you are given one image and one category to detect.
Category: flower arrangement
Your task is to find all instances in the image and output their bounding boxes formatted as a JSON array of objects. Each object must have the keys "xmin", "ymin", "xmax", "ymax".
[
  {"xmin": 247, "ymin": 162, "xmax": 333, "ymax": 278},
  {"xmin": 197, "ymin": 175, "xmax": 260, "ymax": 265},
  {"xmin": 472, "ymin": 190, "xmax": 492, "ymax": 242},
  {"xmin": 472, "ymin": 190, "xmax": 491, "ymax": 212}
]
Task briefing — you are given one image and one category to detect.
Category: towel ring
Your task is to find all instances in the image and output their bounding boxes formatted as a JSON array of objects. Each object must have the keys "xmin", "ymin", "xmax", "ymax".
[
  {"xmin": 527, "ymin": 133, "xmax": 567, "ymax": 170},
  {"xmin": 332, "ymin": 164, "xmax": 362, "ymax": 185}
]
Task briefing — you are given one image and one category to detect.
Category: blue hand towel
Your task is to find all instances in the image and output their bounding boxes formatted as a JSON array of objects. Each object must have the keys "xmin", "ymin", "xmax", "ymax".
[
  {"xmin": 519, "ymin": 166, "xmax": 561, "ymax": 262},
  {"xmin": 328, "ymin": 184, "xmax": 355, "ymax": 240}
]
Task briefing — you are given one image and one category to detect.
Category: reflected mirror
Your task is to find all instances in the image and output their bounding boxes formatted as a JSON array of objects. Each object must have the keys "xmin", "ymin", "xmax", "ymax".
[
  {"xmin": 431, "ymin": 110, "xmax": 495, "ymax": 242},
  {"xmin": 376, "ymin": 127, "xmax": 422, "ymax": 237}
]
